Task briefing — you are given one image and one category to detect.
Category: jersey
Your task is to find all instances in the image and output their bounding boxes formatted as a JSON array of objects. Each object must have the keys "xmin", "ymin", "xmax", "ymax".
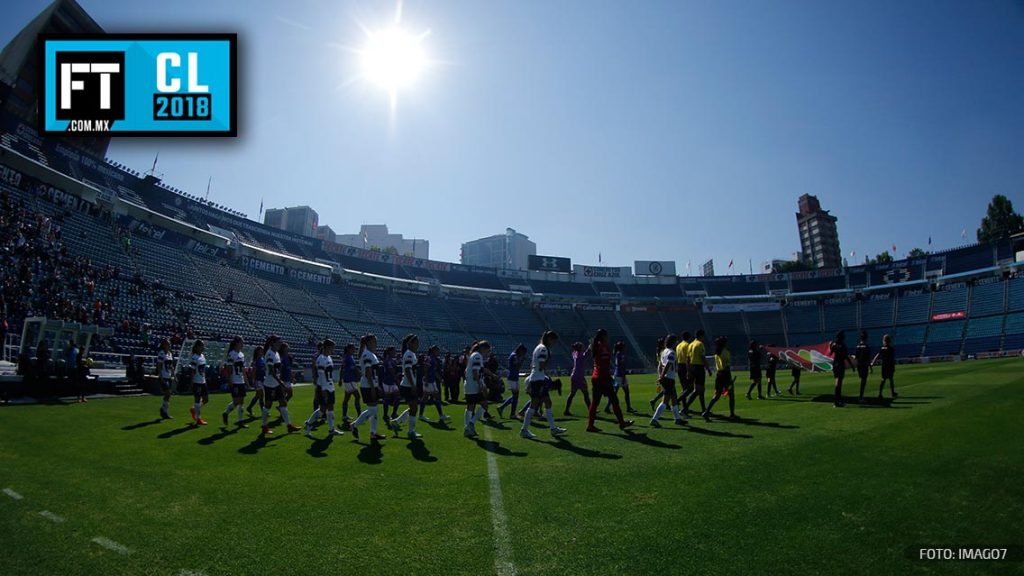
[
  {"xmin": 689, "ymin": 340, "xmax": 706, "ymax": 367},
  {"xmin": 748, "ymin": 347, "xmax": 762, "ymax": 370},
  {"xmin": 659, "ymin": 348, "xmax": 677, "ymax": 380},
  {"xmin": 190, "ymin": 353, "xmax": 207, "ymax": 385},
  {"xmin": 614, "ymin": 351, "xmax": 626, "ymax": 377},
  {"xmin": 342, "ymin": 354, "xmax": 358, "ymax": 383},
  {"xmin": 228, "ymin": 350, "xmax": 246, "ymax": 385},
  {"xmin": 359, "ymin": 349, "xmax": 380, "ymax": 388},
  {"xmin": 855, "ymin": 343, "xmax": 871, "ymax": 368},
  {"xmin": 253, "ymin": 355, "xmax": 266, "ymax": 383},
  {"xmin": 507, "ymin": 352, "xmax": 521, "ymax": 382},
  {"xmin": 316, "ymin": 354, "xmax": 335, "ymax": 392},
  {"xmin": 570, "ymin": 350, "xmax": 586, "ymax": 381},
  {"xmin": 465, "ymin": 351, "xmax": 485, "ymax": 394},
  {"xmin": 715, "ymin": 349, "xmax": 732, "ymax": 371},
  {"xmin": 592, "ymin": 342, "xmax": 612, "ymax": 380},
  {"xmin": 675, "ymin": 340, "xmax": 691, "ymax": 371},
  {"xmin": 878, "ymin": 344, "xmax": 896, "ymax": 373},
  {"xmin": 400, "ymin": 350, "xmax": 418, "ymax": 387},
  {"xmin": 263, "ymin": 350, "xmax": 282, "ymax": 388},
  {"xmin": 527, "ymin": 344, "xmax": 549, "ymax": 382},
  {"xmin": 766, "ymin": 353, "xmax": 778, "ymax": 378},
  {"xmin": 382, "ymin": 356, "xmax": 397, "ymax": 386},
  {"xmin": 157, "ymin": 350, "xmax": 174, "ymax": 379},
  {"xmin": 280, "ymin": 354, "xmax": 294, "ymax": 384},
  {"xmin": 426, "ymin": 355, "xmax": 440, "ymax": 384}
]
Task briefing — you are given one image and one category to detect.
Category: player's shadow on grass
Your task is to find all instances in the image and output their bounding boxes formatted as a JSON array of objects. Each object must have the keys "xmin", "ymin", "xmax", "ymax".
[
  {"xmin": 683, "ymin": 424, "xmax": 753, "ymax": 439},
  {"xmin": 306, "ymin": 435, "xmax": 334, "ymax": 458},
  {"xmin": 725, "ymin": 417, "xmax": 800, "ymax": 429},
  {"xmin": 810, "ymin": 395, "xmax": 900, "ymax": 409},
  {"xmin": 237, "ymin": 433, "xmax": 285, "ymax": 455},
  {"xmin": 356, "ymin": 439, "xmax": 384, "ymax": 465},
  {"xmin": 614, "ymin": 429, "xmax": 680, "ymax": 450},
  {"xmin": 475, "ymin": 438, "xmax": 528, "ymax": 457},
  {"xmin": 406, "ymin": 438, "xmax": 438, "ymax": 462},
  {"xmin": 157, "ymin": 424, "xmax": 198, "ymax": 439},
  {"xmin": 480, "ymin": 418, "xmax": 510, "ymax": 431},
  {"xmin": 122, "ymin": 419, "xmax": 163, "ymax": 431},
  {"xmin": 542, "ymin": 437, "xmax": 622, "ymax": 460},
  {"xmin": 197, "ymin": 425, "xmax": 243, "ymax": 445}
]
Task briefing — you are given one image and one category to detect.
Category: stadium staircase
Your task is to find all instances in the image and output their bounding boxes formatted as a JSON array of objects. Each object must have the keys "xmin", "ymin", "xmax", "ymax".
[{"xmin": 613, "ymin": 309, "xmax": 649, "ymax": 371}]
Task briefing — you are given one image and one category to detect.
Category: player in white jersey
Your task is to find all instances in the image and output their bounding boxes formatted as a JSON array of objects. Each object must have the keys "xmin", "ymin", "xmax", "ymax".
[
  {"xmin": 221, "ymin": 336, "xmax": 249, "ymax": 428},
  {"xmin": 188, "ymin": 340, "xmax": 209, "ymax": 426},
  {"xmin": 246, "ymin": 345, "xmax": 265, "ymax": 417},
  {"xmin": 349, "ymin": 334, "xmax": 387, "ymax": 441},
  {"xmin": 520, "ymin": 331, "xmax": 567, "ymax": 439},
  {"xmin": 650, "ymin": 334, "xmax": 686, "ymax": 427},
  {"xmin": 462, "ymin": 341, "xmax": 491, "ymax": 438},
  {"xmin": 156, "ymin": 339, "xmax": 175, "ymax": 419},
  {"xmin": 389, "ymin": 334, "xmax": 423, "ymax": 438},
  {"xmin": 260, "ymin": 335, "xmax": 300, "ymax": 435},
  {"xmin": 304, "ymin": 339, "xmax": 344, "ymax": 437}
]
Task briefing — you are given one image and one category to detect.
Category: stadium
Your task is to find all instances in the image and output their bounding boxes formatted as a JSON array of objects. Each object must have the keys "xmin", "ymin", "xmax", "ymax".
[{"xmin": 1, "ymin": 1, "xmax": 1023, "ymax": 575}]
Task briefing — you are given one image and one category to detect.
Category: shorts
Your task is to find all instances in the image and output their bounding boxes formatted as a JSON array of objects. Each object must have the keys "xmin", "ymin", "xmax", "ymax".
[
  {"xmin": 192, "ymin": 383, "xmax": 208, "ymax": 401},
  {"xmin": 506, "ymin": 379, "xmax": 519, "ymax": 392},
  {"xmin": 320, "ymin": 389, "xmax": 336, "ymax": 406},
  {"xmin": 230, "ymin": 384, "xmax": 247, "ymax": 398},
  {"xmin": 832, "ymin": 366, "xmax": 846, "ymax": 380},
  {"xmin": 570, "ymin": 376, "xmax": 587, "ymax": 392},
  {"xmin": 714, "ymin": 369, "xmax": 731, "ymax": 393},
  {"xmin": 881, "ymin": 367, "xmax": 895, "ymax": 379},
  {"xmin": 658, "ymin": 377, "xmax": 677, "ymax": 398},
  {"xmin": 343, "ymin": 381, "xmax": 358, "ymax": 394},
  {"xmin": 400, "ymin": 386, "xmax": 418, "ymax": 402},
  {"xmin": 690, "ymin": 365, "xmax": 707, "ymax": 388},
  {"xmin": 464, "ymin": 393, "xmax": 484, "ymax": 404},
  {"xmin": 254, "ymin": 379, "xmax": 265, "ymax": 390},
  {"xmin": 383, "ymin": 384, "xmax": 399, "ymax": 396},
  {"xmin": 750, "ymin": 367, "xmax": 762, "ymax": 381},
  {"xmin": 677, "ymin": 369, "xmax": 689, "ymax": 388},
  {"xmin": 613, "ymin": 376, "xmax": 625, "ymax": 390},
  {"xmin": 262, "ymin": 385, "xmax": 286, "ymax": 406},
  {"xmin": 528, "ymin": 378, "xmax": 552, "ymax": 398},
  {"xmin": 857, "ymin": 366, "xmax": 869, "ymax": 379},
  {"xmin": 591, "ymin": 375, "xmax": 614, "ymax": 395},
  {"xmin": 423, "ymin": 381, "xmax": 440, "ymax": 395},
  {"xmin": 359, "ymin": 387, "xmax": 379, "ymax": 404}
]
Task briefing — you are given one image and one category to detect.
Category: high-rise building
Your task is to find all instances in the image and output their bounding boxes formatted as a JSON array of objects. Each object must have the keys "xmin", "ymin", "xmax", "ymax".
[
  {"xmin": 461, "ymin": 228, "xmax": 537, "ymax": 270},
  {"xmin": 334, "ymin": 224, "xmax": 428, "ymax": 258},
  {"xmin": 315, "ymin": 225, "xmax": 336, "ymax": 244},
  {"xmin": 263, "ymin": 205, "xmax": 319, "ymax": 238},
  {"xmin": 796, "ymin": 194, "xmax": 842, "ymax": 269}
]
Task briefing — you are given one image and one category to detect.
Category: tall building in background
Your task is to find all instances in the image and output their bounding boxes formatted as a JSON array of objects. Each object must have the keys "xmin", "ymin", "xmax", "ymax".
[
  {"xmin": 461, "ymin": 228, "xmax": 537, "ymax": 270},
  {"xmin": 315, "ymin": 225, "xmax": 336, "ymax": 244},
  {"xmin": 796, "ymin": 194, "xmax": 842, "ymax": 269},
  {"xmin": 263, "ymin": 205, "xmax": 319, "ymax": 238},
  {"xmin": 334, "ymin": 224, "xmax": 428, "ymax": 258}
]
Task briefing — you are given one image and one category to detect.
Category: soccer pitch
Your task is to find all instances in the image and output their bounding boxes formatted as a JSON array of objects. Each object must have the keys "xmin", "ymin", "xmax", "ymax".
[{"xmin": 1, "ymin": 359, "xmax": 1022, "ymax": 576}]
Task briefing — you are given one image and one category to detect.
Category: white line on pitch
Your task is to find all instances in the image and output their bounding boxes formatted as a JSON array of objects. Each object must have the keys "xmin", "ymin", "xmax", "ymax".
[
  {"xmin": 483, "ymin": 427, "xmax": 517, "ymax": 576},
  {"xmin": 178, "ymin": 570, "xmax": 207, "ymax": 576},
  {"xmin": 38, "ymin": 510, "xmax": 65, "ymax": 523},
  {"xmin": 91, "ymin": 537, "xmax": 131, "ymax": 555},
  {"xmin": 3, "ymin": 488, "xmax": 23, "ymax": 500}
]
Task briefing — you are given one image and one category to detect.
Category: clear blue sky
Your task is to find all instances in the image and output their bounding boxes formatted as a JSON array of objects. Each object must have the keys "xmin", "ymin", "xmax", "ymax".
[{"xmin": 5, "ymin": 0, "xmax": 1024, "ymax": 271}]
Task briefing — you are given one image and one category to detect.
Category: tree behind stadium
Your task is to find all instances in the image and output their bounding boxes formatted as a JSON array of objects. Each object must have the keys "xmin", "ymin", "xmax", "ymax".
[{"xmin": 977, "ymin": 194, "xmax": 1024, "ymax": 243}]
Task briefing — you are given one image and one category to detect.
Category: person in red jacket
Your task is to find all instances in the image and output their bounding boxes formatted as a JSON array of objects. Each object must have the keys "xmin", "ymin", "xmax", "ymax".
[{"xmin": 586, "ymin": 329, "xmax": 634, "ymax": 432}]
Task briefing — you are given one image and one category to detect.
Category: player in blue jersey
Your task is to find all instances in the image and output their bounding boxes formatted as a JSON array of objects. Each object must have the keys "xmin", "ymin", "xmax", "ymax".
[
  {"xmin": 497, "ymin": 344, "xmax": 528, "ymax": 420},
  {"xmin": 246, "ymin": 345, "xmax": 265, "ymax": 418}
]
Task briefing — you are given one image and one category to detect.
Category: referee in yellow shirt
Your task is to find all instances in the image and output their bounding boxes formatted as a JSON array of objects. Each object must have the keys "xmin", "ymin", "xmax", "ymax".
[{"xmin": 703, "ymin": 335, "xmax": 739, "ymax": 421}]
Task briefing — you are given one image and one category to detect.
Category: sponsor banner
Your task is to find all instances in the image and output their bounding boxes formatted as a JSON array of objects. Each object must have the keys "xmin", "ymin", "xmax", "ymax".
[
  {"xmin": 507, "ymin": 284, "xmax": 532, "ymax": 292},
  {"xmin": 349, "ymin": 281, "xmax": 384, "ymax": 291},
  {"xmin": 765, "ymin": 342, "xmax": 834, "ymax": 372},
  {"xmin": 122, "ymin": 217, "xmax": 168, "ymax": 242},
  {"xmin": 789, "ymin": 268, "xmax": 842, "ymax": 280},
  {"xmin": 241, "ymin": 256, "xmax": 284, "ymax": 275},
  {"xmin": 288, "ymin": 269, "xmax": 330, "ymax": 284},
  {"xmin": 528, "ymin": 255, "xmax": 572, "ymax": 273},
  {"xmin": 702, "ymin": 301, "xmax": 781, "ymax": 313},
  {"xmin": 186, "ymin": 239, "xmax": 221, "ymax": 258},
  {"xmin": 931, "ymin": 311, "xmax": 965, "ymax": 322},
  {"xmin": 32, "ymin": 181, "xmax": 89, "ymax": 211},
  {"xmin": 497, "ymin": 269, "xmax": 527, "ymax": 279},
  {"xmin": 575, "ymin": 265, "xmax": 631, "ymax": 279},
  {"xmin": 577, "ymin": 303, "xmax": 615, "ymax": 311},
  {"xmin": 536, "ymin": 302, "xmax": 572, "ymax": 310},
  {"xmin": 634, "ymin": 260, "xmax": 676, "ymax": 276},
  {"xmin": 620, "ymin": 304, "xmax": 655, "ymax": 313},
  {"xmin": 0, "ymin": 164, "xmax": 24, "ymax": 188}
]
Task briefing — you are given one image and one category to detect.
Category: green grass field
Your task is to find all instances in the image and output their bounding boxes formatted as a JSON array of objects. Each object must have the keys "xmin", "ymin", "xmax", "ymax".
[{"xmin": 1, "ymin": 358, "xmax": 1023, "ymax": 576}]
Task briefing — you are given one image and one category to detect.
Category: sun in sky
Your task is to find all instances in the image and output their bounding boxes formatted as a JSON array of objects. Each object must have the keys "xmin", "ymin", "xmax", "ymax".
[{"xmin": 354, "ymin": 0, "xmax": 433, "ymax": 117}]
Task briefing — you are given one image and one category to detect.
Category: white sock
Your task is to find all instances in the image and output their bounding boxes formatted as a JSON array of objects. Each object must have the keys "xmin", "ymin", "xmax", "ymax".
[
  {"xmin": 396, "ymin": 409, "xmax": 409, "ymax": 424},
  {"xmin": 236, "ymin": 405, "xmax": 244, "ymax": 422},
  {"xmin": 409, "ymin": 414, "xmax": 417, "ymax": 434},
  {"xmin": 474, "ymin": 406, "xmax": 484, "ymax": 423},
  {"xmin": 278, "ymin": 406, "xmax": 291, "ymax": 425},
  {"xmin": 262, "ymin": 407, "xmax": 269, "ymax": 427},
  {"xmin": 672, "ymin": 404, "xmax": 681, "ymax": 420},
  {"xmin": 352, "ymin": 407, "xmax": 370, "ymax": 427},
  {"xmin": 369, "ymin": 406, "xmax": 379, "ymax": 434},
  {"xmin": 327, "ymin": 411, "xmax": 335, "ymax": 430},
  {"xmin": 224, "ymin": 401, "xmax": 234, "ymax": 415},
  {"xmin": 522, "ymin": 408, "xmax": 536, "ymax": 431},
  {"xmin": 161, "ymin": 400, "xmax": 169, "ymax": 412},
  {"xmin": 652, "ymin": 402, "xmax": 666, "ymax": 422},
  {"xmin": 464, "ymin": 410, "xmax": 472, "ymax": 429},
  {"xmin": 545, "ymin": 408, "xmax": 556, "ymax": 429},
  {"xmin": 306, "ymin": 409, "xmax": 322, "ymax": 426},
  {"xmin": 194, "ymin": 402, "xmax": 201, "ymax": 418}
]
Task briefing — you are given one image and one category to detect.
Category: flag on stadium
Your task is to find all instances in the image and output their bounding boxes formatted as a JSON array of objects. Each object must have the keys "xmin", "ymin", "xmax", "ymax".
[
  {"xmin": 928, "ymin": 236, "xmax": 932, "ymax": 246},
  {"xmin": 258, "ymin": 197, "xmax": 263, "ymax": 218},
  {"xmin": 728, "ymin": 259, "xmax": 734, "ymax": 269},
  {"xmin": 598, "ymin": 252, "xmax": 602, "ymax": 263},
  {"xmin": 961, "ymin": 228, "xmax": 967, "ymax": 239},
  {"xmin": 150, "ymin": 152, "xmax": 159, "ymax": 173},
  {"xmin": 891, "ymin": 243, "xmax": 897, "ymax": 253}
]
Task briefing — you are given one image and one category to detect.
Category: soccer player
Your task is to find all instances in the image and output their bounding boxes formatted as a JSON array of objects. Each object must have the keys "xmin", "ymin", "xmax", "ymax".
[
  {"xmin": 339, "ymin": 343, "xmax": 361, "ymax": 422},
  {"xmin": 520, "ymin": 331, "xmax": 568, "ymax": 439},
  {"xmin": 585, "ymin": 331, "xmax": 634, "ymax": 432},
  {"xmin": 349, "ymin": 334, "xmax": 387, "ymax": 441},
  {"xmin": 647, "ymin": 337, "xmax": 667, "ymax": 411},
  {"xmin": 787, "ymin": 359, "xmax": 802, "ymax": 395},
  {"xmin": 682, "ymin": 337, "xmax": 709, "ymax": 416},
  {"xmin": 463, "ymin": 341, "xmax": 497, "ymax": 438},
  {"xmin": 304, "ymin": 338, "xmax": 343, "ymax": 437},
  {"xmin": 854, "ymin": 331, "xmax": 873, "ymax": 403},
  {"xmin": 311, "ymin": 340, "xmax": 324, "ymax": 419},
  {"xmin": 871, "ymin": 334, "xmax": 898, "ymax": 399},
  {"xmin": 280, "ymin": 342, "xmax": 296, "ymax": 402},
  {"xmin": 221, "ymin": 336, "xmax": 249, "ymax": 428},
  {"xmin": 156, "ymin": 338, "xmax": 175, "ymax": 419},
  {"xmin": 675, "ymin": 332, "xmax": 693, "ymax": 415},
  {"xmin": 390, "ymin": 334, "xmax": 423, "ymax": 438},
  {"xmin": 261, "ymin": 336, "xmax": 300, "ymax": 435},
  {"xmin": 380, "ymin": 346, "xmax": 401, "ymax": 420},
  {"xmin": 418, "ymin": 345, "xmax": 449, "ymax": 422},
  {"xmin": 829, "ymin": 331, "xmax": 856, "ymax": 407},
  {"xmin": 765, "ymin": 349, "xmax": 781, "ymax": 397},
  {"xmin": 497, "ymin": 344, "xmax": 527, "ymax": 419},
  {"xmin": 745, "ymin": 340, "xmax": 763, "ymax": 400},
  {"xmin": 563, "ymin": 342, "xmax": 591, "ymax": 416},
  {"xmin": 188, "ymin": 340, "xmax": 209, "ymax": 426},
  {"xmin": 245, "ymin": 345, "xmax": 265, "ymax": 417},
  {"xmin": 650, "ymin": 334, "xmax": 686, "ymax": 428},
  {"xmin": 702, "ymin": 336, "xmax": 738, "ymax": 421},
  {"xmin": 609, "ymin": 344, "xmax": 637, "ymax": 414}
]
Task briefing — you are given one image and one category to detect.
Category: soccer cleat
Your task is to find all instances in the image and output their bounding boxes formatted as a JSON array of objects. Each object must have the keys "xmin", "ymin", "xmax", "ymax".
[
  {"xmin": 701, "ymin": 411, "xmax": 712, "ymax": 422},
  {"xmin": 303, "ymin": 424, "xmax": 312, "ymax": 437},
  {"xmin": 520, "ymin": 429, "xmax": 537, "ymax": 439},
  {"xmin": 408, "ymin": 431, "xmax": 423, "ymax": 439},
  {"xmin": 674, "ymin": 418, "xmax": 686, "ymax": 426},
  {"xmin": 237, "ymin": 422, "xmax": 249, "ymax": 429},
  {"xmin": 262, "ymin": 426, "xmax": 274, "ymax": 435},
  {"xmin": 728, "ymin": 414, "xmax": 740, "ymax": 421},
  {"xmin": 586, "ymin": 426, "xmax": 601, "ymax": 433},
  {"xmin": 222, "ymin": 412, "xmax": 228, "ymax": 425},
  {"xmin": 440, "ymin": 415, "xmax": 452, "ymax": 422},
  {"xmin": 550, "ymin": 426, "xmax": 567, "ymax": 436},
  {"xmin": 496, "ymin": 405, "xmax": 506, "ymax": 419},
  {"xmin": 330, "ymin": 428, "xmax": 345, "ymax": 436},
  {"xmin": 350, "ymin": 425, "xmax": 359, "ymax": 440},
  {"xmin": 464, "ymin": 427, "xmax": 476, "ymax": 438},
  {"xmin": 247, "ymin": 408, "xmax": 255, "ymax": 418},
  {"xmin": 627, "ymin": 407, "xmax": 638, "ymax": 414},
  {"xmin": 342, "ymin": 415, "xmax": 352, "ymax": 423},
  {"xmin": 370, "ymin": 433, "xmax": 388, "ymax": 441},
  {"xmin": 563, "ymin": 411, "xmax": 572, "ymax": 417},
  {"xmin": 419, "ymin": 415, "xmax": 432, "ymax": 423},
  {"xmin": 745, "ymin": 393, "xmax": 752, "ymax": 400},
  {"xmin": 196, "ymin": 418, "xmax": 208, "ymax": 426},
  {"xmin": 189, "ymin": 406, "xmax": 197, "ymax": 422},
  {"xmin": 287, "ymin": 424, "xmax": 301, "ymax": 433},
  {"xmin": 619, "ymin": 419, "xmax": 635, "ymax": 430},
  {"xmin": 160, "ymin": 409, "xmax": 171, "ymax": 420},
  {"xmin": 649, "ymin": 419, "xmax": 662, "ymax": 428}
]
